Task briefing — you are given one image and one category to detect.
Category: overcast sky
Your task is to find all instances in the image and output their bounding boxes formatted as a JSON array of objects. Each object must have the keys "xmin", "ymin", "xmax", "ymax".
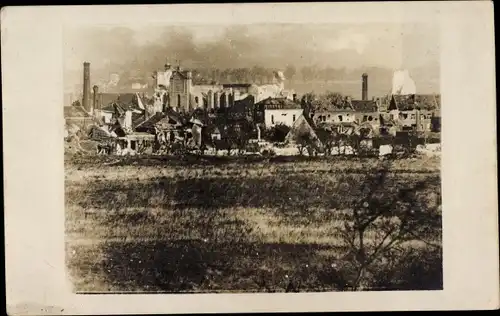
[{"xmin": 64, "ymin": 22, "xmax": 439, "ymax": 73}]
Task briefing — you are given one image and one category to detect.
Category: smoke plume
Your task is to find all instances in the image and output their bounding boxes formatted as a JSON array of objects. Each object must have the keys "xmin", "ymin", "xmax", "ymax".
[{"xmin": 391, "ymin": 69, "xmax": 417, "ymax": 95}]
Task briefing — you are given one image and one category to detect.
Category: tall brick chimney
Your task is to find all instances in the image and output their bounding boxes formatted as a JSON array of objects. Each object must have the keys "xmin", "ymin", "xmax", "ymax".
[
  {"xmin": 82, "ymin": 62, "xmax": 91, "ymax": 113},
  {"xmin": 362, "ymin": 73, "xmax": 368, "ymax": 101},
  {"xmin": 92, "ymin": 85, "xmax": 99, "ymax": 113}
]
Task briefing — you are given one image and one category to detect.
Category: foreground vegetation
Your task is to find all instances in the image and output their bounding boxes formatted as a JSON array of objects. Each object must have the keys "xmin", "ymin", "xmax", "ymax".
[{"xmin": 65, "ymin": 154, "xmax": 442, "ymax": 292}]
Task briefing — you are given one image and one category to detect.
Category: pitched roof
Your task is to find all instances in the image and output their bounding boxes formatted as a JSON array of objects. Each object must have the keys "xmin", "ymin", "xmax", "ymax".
[
  {"xmin": 303, "ymin": 112, "xmax": 317, "ymax": 129},
  {"xmin": 135, "ymin": 113, "xmax": 169, "ymax": 132},
  {"xmin": 88, "ymin": 125, "xmax": 115, "ymax": 141},
  {"xmin": 351, "ymin": 100, "xmax": 378, "ymax": 112},
  {"xmin": 285, "ymin": 114, "xmax": 322, "ymax": 146},
  {"xmin": 256, "ymin": 97, "xmax": 302, "ymax": 110},
  {"xmin": 100, "ymin": 93, "xmax": 142, "ymax": 112},
  {"xmin": 165, "ymin": 107, "xmax": 188, "ymax": 125},
  {"xmin": 135, "ymin": 109, "xmax": 186, "ymax": 132},
  {"xmin": 415, "ymin": 94, "xmax": 440, "ymax": 110},
  {"xmin": 132, "ymin": 112, "xmax": 146, "ymax": 128},
  {"xmin": 390, "ymin": 94, "xmax": 440, "ymax": 111},
  {"xmin": 64, "ymin": 106, "xmax": 90, "ymax": 118}
]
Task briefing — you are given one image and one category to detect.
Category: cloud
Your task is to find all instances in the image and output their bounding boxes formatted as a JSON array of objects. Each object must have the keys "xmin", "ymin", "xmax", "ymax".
[
  {"xmin": 64, "ymin": 23, "xmax": 439, "ymax": 89},
  {"xmin": 323, "ymin": 30, "xmax": 370, "ymax": 54}
]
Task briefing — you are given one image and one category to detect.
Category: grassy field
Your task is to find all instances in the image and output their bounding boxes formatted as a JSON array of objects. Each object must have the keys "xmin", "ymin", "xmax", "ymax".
[{"xmin": 65, "ymin": 154, "xmax": 442, "ymax": 293}]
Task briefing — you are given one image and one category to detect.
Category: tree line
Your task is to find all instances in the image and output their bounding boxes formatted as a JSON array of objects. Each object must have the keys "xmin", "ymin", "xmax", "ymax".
[{"xmin": 184, "ymin": 66, "xmax": 369, "ymax": 85}]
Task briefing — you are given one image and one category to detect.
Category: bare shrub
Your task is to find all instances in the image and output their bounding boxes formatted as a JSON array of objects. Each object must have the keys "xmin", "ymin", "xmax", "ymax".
[{"xmin": 334, "ymin": 159, "xmax": 442, "ymax": 290}]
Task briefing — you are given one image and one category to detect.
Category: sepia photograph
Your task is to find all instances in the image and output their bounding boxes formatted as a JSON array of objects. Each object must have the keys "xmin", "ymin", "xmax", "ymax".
[
  {"xmin": 3, "ymin": 2, "xmax": 498, "ymax": 314},
  {"xmin": 64, "ymin": 21, "xmax": 443, "ymax": 293}
]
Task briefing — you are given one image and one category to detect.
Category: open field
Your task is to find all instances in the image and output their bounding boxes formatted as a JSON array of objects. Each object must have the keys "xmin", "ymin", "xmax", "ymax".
[{"xmin": 65, "ymin": 154, "xmax": 442, "ymax": 293}]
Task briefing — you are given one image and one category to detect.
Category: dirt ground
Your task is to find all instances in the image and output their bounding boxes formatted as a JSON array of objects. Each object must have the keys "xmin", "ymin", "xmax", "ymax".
[{"xmin": 65, "ymin": 155, "xmax": 442, "ymax": 293}]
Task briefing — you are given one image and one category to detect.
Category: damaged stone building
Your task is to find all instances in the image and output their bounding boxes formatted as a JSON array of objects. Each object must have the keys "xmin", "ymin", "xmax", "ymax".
[
  {"xmin": 308, "ymin": 74, "xmax": 381, "ymax": 136},
  {"xmin": 152, "ymin": 62, "xmax": 295, "ymax": 113},
  {"xmin": 386, "ymin": 94, "xmax": 441, "ymax": 132}
]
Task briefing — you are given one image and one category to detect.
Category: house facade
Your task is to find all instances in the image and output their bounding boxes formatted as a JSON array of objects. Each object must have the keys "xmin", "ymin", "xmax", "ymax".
[
  {"xmin": 307, "ymin": 97, "xmax": 380, "ymax": 136},
  {"xmin": 351, "ymin": 100, "xmax": 380, "ymax": 134},
  {"xmin": 310, "ymin": 110, "xmax": 357, "ymax": 124},
  {"xmin": 265, "ymin": 109, "xmax": 303, "ymax": 127},
  {"xmin": 169, "ymin": 68, "xmax": 193, "ymax": 112},
  {"xmin": 255, "ymin": 97, "xmax": 303, "ymax": 128}
]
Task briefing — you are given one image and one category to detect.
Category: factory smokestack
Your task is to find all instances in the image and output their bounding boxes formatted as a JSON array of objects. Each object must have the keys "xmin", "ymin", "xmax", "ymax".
[
  {"xmin": 362, "ymin": 73, "xmax": 368, "ymax": 101},
  {"xmin": 82, "ymin": 62, "xmax": 91, "ymax": 113},
  {"xmin": 92, "ymin": 85, "xmax": 99, "ymax": 113}
]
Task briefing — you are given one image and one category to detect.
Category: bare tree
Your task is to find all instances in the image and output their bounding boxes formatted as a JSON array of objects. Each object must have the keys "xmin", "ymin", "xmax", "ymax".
[
  {"xmin": 300, "ymin": 92, "xmax": 317, "ymax": 116},
  {"xmin": 315, "ymin": 126, "xmax": 336, "ymax": 156},
  {"xmin": 334, "ymin": 160, "xmax": 442, "ymax": 290},
  {"xmin": 296, "ymin": 133, "xmax": 312, "ymax": 156}
]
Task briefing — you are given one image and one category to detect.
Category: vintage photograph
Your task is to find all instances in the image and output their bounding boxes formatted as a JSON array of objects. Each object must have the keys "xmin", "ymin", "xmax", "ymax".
[{"xmin": 63, "ymin": 22, "xmax": 442, "ymax": 293}]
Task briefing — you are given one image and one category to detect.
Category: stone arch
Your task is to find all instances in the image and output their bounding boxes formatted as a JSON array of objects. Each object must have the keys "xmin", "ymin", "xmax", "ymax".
[{"xmin": 220, "ymin": 92, "xmax": 227, "ymax": 108}]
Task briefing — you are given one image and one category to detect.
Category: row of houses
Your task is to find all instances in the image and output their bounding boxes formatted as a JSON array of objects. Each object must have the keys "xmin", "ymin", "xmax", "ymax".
[{"xmin": 64, "ymin": 62, "xmax": 441, "ymax": 154}]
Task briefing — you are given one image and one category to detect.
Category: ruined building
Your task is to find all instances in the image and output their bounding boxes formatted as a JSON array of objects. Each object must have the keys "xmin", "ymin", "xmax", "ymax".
[
  {"xmin": 152, "ymin": 61, "xmax": 295, "ymax": 113},
  {"xmin": 379, "ymin": 70, "xmax": 441, "ymax": 133}
]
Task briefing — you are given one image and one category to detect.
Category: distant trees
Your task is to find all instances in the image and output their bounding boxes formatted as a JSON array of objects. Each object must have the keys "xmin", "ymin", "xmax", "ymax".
[
  {"xmin": 152, "ymin": 64, "xmax": 392, "ymax": 86},
  {"xmin": 190, "ymin": 66, "xmax": 281, "ymax": 85},
  {"xmin": 300, "ymin": 66, "xmax": 316, "ymax": 82},
  {"xmin": 233, "ymin": 68, "xmax": 251, "ymax": 83},
  {"xmin": 300, "ymin": 91, "xmax": 352, "ymax": 114},
  {"xmin": 323, "ymin": 66, "xmax": 336, "ymax": 83},
  {"xmin": 284, "ymin": 65, "xmax": 297, "ymax": 81},
  {"xmin": 251, "ymin": 66, "xmax": 267, "ymax": 84},
  {"xmin": 300, "ymin": 92, "xmax": 317, "ymax": 115},
  {"xmin": 322, "ymin": 91, "xmax": 348, "ymax": 105}
]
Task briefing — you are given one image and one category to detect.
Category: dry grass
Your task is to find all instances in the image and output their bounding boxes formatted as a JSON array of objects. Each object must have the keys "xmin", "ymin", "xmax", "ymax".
[{"xmin": 65, "ymin": 155, "xmax": 442, "ymax": 293}]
